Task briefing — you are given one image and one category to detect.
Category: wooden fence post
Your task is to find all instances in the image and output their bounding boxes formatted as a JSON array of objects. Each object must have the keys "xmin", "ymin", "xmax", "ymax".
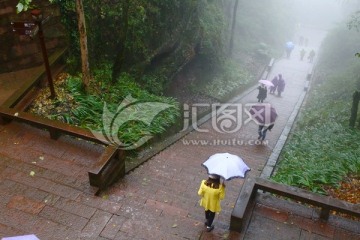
[{"xmin": 349, "ymin": 91, "xmax": 360, "ymax": 128}]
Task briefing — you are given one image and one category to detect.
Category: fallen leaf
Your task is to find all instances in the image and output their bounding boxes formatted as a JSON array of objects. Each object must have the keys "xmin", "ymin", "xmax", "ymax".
[
  {"xmin": 172, "ymin": 224, "xmax": 177, "ymax": 228},
  {"xmin": 102, "ymin": 195, "xmax": 109, "ymax": 200}
]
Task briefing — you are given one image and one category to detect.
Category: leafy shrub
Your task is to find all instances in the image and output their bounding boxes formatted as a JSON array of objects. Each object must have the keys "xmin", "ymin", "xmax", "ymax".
[
  {"xmin": 30, "ymin": 65, "xmax": 180, "ymax": 148},
  {"xmin": 203, "ymin": 60, "xmax": 253, "ymax": 99}
]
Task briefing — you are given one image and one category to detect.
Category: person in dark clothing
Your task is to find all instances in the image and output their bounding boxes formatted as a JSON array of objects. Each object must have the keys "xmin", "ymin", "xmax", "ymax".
[
  {"xmin": 257, "ymin": 84, "xmax": 267, "ymax": 102},
  {"xmin": 258, "ymin": 124, "xmax": 274, "ymax": 141},
  {"xmin": 269, "ymin": 76, "xmax": 278, "ymax": 94},
  {"xmin": 277, "ymin": 74, "xmax": 285, "ymax": 97},
  {"xmin": 308, "ymin": 49, "xmax": 316, "ymax": 63},
  {"xmin": 300, "ymin": 49, "xmax": 306, "ymax": 61}
]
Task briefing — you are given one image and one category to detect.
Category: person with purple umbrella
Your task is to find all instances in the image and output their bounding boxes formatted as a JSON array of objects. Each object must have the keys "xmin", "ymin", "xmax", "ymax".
[
  {"xmin": 269, "ymin": 75, "xmax": 279, "ymax": 94},
  {"xmin": 249, "ymin": 104, "xmax": 278, "ymax": 141},
  {"xmin": 258, "ymin": 123, "xmax": 274, "ymax": 141}
]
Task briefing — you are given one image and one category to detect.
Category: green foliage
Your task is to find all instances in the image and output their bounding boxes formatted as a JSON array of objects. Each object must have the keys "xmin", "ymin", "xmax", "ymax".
[
  {"xmin": 53, "ymin": 65, "xmax": 180, "ymax": 146},
  {"xmin": 198, "ymin": 1, "xmax": 227, "ymax": 68},
  {"xmin": 139, "ymin": 74, "xmax": 167, "ymax": 95},
  {"xmin": 347, "ymin": 10, "xmax": 360, "ymax": 32},
  {"xmin": 272, "ymin": 124, "xmax": 360, "ymax": 194},
  {"xmin": 317, "ymin": 24, "xmax": 360, "ymax": 74},
  {"xmin": 16, "ymin": 0, "xmax": 55, "ymax": 13},
  {"xmin": 271, "ymin": 21, "xmax": 360, "ymax": 194},
  {"xmin": 203, "ymin": 59, "xmax": 253, "ymax": 99}
]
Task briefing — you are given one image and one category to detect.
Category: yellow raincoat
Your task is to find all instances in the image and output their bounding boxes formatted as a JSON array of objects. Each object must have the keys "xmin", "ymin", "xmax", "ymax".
[{"xmin": 198, "ymin": 180, "xmax": 225, "ymax": 213}]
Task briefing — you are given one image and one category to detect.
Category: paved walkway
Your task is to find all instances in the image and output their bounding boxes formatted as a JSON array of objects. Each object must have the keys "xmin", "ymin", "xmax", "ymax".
[{"xmin": 0, "ymin": 26, "xmax": 359, "ymax": 240}]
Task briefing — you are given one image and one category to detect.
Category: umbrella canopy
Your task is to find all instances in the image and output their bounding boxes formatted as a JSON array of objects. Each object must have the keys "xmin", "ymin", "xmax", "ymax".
[
  {"xmin": 259, "ymin": 79, "xmax": 274, "ymax": 87},
  {"xmin": 249, "ymin": 103, "xmax": 278, "ymax": 126},
  {"xmin": 286, "ymin": 41, "xmax": 295, "ymax": 49},
  {"xmin": 202, "ymin": 153, "xmax": 251, "ymax": 180}
]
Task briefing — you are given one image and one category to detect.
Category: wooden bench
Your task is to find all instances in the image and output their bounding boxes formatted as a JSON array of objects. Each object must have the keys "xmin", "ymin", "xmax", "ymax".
[
  {"xmin": 230, "ymin": 177, "xmax": 360, "ymax": 233},
  {"xmin": 0, "ymin": 107, "xmax": 125, "ymax": 192},
  {"xmin": 88, "ymin": 145, "xmax": 125, "ymax": 192}
]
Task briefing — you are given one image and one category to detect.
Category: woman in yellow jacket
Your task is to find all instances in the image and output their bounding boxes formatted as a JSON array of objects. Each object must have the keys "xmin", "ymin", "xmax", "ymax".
[{"xmin": 198, "ymin": 174, "xmax": 226, "ymax": 232}]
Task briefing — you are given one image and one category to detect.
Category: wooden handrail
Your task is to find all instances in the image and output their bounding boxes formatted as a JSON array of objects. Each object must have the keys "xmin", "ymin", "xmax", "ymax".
[
  {"xmin": 230, "ymin": 177, "xmax": 360, "ymax": 233},
  {"xmin": 0, "ymin": 106, "xmax": 105, "ymax": 144},
  {"xmin": 254, "ymin": 178, "xmax": 360, "ymax": 219}
]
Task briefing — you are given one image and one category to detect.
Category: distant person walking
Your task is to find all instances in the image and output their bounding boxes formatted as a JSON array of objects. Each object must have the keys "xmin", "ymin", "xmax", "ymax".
[
  {"xmin": 258, "ymin": 123, "xmax": 274, "ymax": 141},
  {"xmin": 308, "ymin": 49, "xmax": 316, "ymax": 63},
  {"xmin": 285, "ymin": 41, "xmax": 295, "ymax": 59},
  {"xmin": 277, "ymin": 74, "xmax": 285, "ymax": 97},
  {"xmin": 299, "ymin": 36, "xmax": 304, "ymax": 46},
  {"xmin": 257, "ymin": 84, "xmax": 267, "ymax": 102},
  {"xmin": 198, "ymin": 174, "xmax": 226, "ymax": 232},
  {"xmin": 300, "ymin": 49, "xmax": 306, "ymax": 61},
  {"xmin": 269, "ymin": 75, "xmax": 278, "ymax": 94}
]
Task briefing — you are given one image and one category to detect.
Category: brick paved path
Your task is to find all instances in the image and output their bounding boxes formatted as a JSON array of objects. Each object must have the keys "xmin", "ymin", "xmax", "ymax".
[{"xmin": 0, "ymin": 27, "xmax": 359, "ymax": 240}]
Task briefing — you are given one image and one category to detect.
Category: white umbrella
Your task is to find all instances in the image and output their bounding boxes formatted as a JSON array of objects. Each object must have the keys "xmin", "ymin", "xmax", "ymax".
[
  {"xmin": 259, "ymin": 79, "xmax": 274, "ymax": 87},
  {"xmin": 202, "ymin": 153, "xmax": 251, "ymax": 180}
]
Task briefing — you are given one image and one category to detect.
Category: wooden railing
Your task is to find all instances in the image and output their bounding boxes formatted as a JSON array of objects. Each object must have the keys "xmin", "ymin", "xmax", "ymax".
[
  {"xmin": 230, "ymin": 177, "xmax": 360, "ymax": 232},
  {"xmin": 0, "ymin": 47, "xmax": 125, "ymax": 193}
]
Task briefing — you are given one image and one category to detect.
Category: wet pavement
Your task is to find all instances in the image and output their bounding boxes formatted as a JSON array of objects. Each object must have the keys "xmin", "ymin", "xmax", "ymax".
[{"xmin": 0, "ymin": 26, "xmax": 359, "ymax": 240}]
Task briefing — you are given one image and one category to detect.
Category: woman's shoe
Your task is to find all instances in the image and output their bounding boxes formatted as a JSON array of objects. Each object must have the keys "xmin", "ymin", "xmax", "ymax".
[{"xmin": 206, "ymin": 226, "xmax": 214, "ymax": 232}]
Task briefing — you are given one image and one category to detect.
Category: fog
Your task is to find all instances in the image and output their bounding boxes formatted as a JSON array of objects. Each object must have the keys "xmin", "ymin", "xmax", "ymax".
[{"xmin": 291, "ymin": 0, "xmax": 346, "ymax": 30}]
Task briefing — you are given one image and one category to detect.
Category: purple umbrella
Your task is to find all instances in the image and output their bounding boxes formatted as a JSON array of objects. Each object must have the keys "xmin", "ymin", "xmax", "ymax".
[
  {"xmin": 259, "ymin": 79, "xmax": 274, "ymax": 87},
  {"xmin": 249, "ymin": 103, "xmax": 278, "ymax": 126}
]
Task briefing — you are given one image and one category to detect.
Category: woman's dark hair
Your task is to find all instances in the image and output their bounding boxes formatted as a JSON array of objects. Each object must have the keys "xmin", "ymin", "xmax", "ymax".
[{"xmin": 205, "ymin": 177, "xmax": 220, "ymax": 189}]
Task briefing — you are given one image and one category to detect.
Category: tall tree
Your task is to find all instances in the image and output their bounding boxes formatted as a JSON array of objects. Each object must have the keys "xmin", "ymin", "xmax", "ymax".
[{"xmin": 75, "ymin": 0, "xmax": 91, "ymax": 90}]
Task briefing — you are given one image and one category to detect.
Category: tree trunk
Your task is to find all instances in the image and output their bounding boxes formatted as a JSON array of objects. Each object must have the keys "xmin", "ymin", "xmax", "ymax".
[
  {"xmin": 229, "ymin": 0, "xmax": 239, "ymax": 56},
  {"xmin": 76, "ymin": 0, "xmax": 91, "ymax": 91},
  {"xmin": 349, "ymin": 91, "xmax": 360, "ymax": 128},
  {"xmin": 112, "ymin": 0, "xmax": 130, "ymax": 82},
  {"xmin": 228, "ymin": 0, "xmax": 239, "ymax": 56}
]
